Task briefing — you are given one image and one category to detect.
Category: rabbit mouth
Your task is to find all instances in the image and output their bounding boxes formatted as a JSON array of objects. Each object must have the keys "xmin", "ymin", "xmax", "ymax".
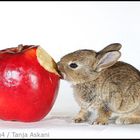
[
  {"xmin": 58, "ymin": 71, "xmax": 66, "ymax": 80},
  {"xmin": 57, "ymin": 70, "xmax": 64, "ymax": 79},
  {"xmin": 60, "ymin": 72, "xmax": 74, "ymax": 83}
]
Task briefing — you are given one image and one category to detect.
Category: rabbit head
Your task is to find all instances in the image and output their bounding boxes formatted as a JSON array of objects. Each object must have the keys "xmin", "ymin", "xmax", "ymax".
[{"xmin": 58, "ymin": 43, "xmax": 122, "ymax": 85}]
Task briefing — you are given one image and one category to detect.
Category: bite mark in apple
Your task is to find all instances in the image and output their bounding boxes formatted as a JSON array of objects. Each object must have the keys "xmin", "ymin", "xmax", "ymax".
[{"xmin": 36, "ymin": 47, "xmax": 60, "ymax": 76}]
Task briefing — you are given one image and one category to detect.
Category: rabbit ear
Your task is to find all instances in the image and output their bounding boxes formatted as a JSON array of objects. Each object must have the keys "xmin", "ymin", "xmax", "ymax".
[
  {"xmin": 95, "ymin": 51, "xmax": 121, "ymax": 72},
  {"xmin": 99, "ymin": 43, "xmax": 122, "ymax": 53}
]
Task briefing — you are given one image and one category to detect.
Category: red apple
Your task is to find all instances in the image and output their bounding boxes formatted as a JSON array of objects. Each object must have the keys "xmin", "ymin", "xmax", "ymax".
[{"xmin": 0, "ymin": 45, "xmax": 60, "ymax": 122}]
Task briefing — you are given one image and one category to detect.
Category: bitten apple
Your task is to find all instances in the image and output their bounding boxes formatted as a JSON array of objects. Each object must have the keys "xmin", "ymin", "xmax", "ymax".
[{"xmin": 0, "ymin": 45, "xmax": 60, "ymax": 122}]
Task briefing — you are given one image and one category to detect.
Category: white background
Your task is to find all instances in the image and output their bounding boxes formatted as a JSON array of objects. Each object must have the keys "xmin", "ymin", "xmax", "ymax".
[{"xmin": 0, "ymin": 1, "xmax": 140, "ymax": 139}]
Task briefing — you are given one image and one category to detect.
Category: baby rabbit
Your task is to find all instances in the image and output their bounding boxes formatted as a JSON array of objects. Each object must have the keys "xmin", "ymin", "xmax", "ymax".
[{"xmin": 58, "ymin": 43, "xmax": 140, "ymax": 125}]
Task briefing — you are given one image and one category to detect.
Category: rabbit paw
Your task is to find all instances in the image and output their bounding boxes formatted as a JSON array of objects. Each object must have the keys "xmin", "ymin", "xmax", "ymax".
[
  {"xmin": 115, "ymin": 117, "xmax": 133, "ymax": 125},
  {"xmin": 73, "ymin": 116, "xmax": 86, "ymax": 123},
  {"xmin": 92, "ymin": 118, "xmax": 108, "ymax": 125}
]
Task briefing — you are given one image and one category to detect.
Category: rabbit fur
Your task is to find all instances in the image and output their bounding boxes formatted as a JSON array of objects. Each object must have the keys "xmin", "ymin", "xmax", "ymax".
[{"xmin": 58, "ymin": 43, "xmax": 140, "ymax": 125}]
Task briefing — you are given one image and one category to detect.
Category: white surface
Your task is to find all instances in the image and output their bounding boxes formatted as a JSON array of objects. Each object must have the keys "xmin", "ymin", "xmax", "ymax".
[
  {"xmin": 0, "ymin": 1, "xmax": 140, "ymax": 139},
  {"xmin": 0, "ymin": 114, "xmax": 140, "ymax": 139}
]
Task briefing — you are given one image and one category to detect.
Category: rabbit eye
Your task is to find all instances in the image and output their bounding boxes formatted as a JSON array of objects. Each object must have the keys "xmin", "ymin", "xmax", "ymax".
[{"xmin": 69, "ymin": 63, "xmax": 78, "ymax": 69}]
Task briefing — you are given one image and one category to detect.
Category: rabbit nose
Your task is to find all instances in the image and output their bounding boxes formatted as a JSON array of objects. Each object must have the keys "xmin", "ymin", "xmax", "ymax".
[
  {"xmin": 57, "ymin": 62, "xmax": 64, "ymax": 71},
  {"xmin": 57, "ymin": 62, "xmax": 64, "ymax": 79},
  {"xmin": 57, "ymin": 61, "xmax": 60, "ymax": 67},
  {"xmin": 57, "ymin": 62, "xmax": 61, "ymax": 70}
]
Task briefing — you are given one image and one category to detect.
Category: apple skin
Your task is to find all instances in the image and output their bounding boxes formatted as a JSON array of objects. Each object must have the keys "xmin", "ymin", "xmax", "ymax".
[{"xmin": 0, "ymin": 45, "xmax": 60, "ymax": 122}]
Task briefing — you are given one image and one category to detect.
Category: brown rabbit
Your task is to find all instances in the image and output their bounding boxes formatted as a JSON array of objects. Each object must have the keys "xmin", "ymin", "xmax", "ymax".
[{"xmin": 57, "ymin": 43, "xmax": 140, "ymax": 125}]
